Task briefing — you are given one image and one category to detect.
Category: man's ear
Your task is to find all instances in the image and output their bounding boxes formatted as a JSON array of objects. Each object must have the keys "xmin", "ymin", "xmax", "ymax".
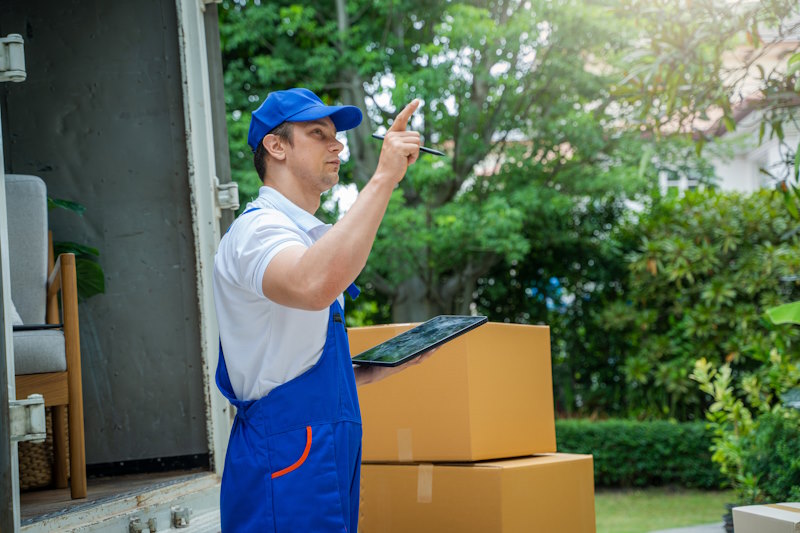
[{"xmin": 263, "ymin": 134, "xmax": 287, "ymax": 161}]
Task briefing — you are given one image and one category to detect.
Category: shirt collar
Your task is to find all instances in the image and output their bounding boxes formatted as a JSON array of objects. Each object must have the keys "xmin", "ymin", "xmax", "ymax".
[{"xmin": 256, "ymin": 186, "xmax": 332, "ymax": 240}]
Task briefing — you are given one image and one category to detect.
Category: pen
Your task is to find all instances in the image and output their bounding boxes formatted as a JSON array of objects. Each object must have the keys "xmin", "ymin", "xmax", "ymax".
[{"xmin": 371, "ymin": 133, "xmax": 446, "ymax": 156}]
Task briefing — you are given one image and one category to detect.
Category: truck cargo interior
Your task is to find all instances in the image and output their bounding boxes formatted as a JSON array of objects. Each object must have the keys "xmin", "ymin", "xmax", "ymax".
[{"xmin": 1, "ymin": 1, "xmax": 233, "ymax": 529}]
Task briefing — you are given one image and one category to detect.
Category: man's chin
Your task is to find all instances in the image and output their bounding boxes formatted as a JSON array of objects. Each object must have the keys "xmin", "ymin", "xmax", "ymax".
[{"xmin": 321, "ymin": 172, "xmax": 339, "ymax": 189}]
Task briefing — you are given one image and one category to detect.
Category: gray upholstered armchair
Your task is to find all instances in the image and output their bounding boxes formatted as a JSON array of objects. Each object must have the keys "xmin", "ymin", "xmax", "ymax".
[{"xmin": 5, "ymin": 174, "xmax": 87, "ymax": 499}]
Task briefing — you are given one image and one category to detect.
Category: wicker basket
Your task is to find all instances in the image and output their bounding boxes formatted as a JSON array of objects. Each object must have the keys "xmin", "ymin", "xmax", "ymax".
[{"xmin": 18, "ymin": 407, "xmax": 70, "ymax": 491}]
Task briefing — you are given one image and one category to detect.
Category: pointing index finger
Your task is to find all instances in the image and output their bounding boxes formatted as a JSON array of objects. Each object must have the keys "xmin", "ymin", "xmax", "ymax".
[{"xmin": 388, "ymin": 99, "xmax": 420, "ymax": 132}]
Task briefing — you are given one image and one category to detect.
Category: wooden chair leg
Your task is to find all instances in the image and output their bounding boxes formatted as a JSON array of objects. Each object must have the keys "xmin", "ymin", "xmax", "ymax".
[
  {"xmin": 52, "ymin": 405, "xmax": 69, "ymax": 489},
  {"xmin": 67, "ymin": 402, "xmax": 86, "ymax": 499},
  {"xmin": 61, "ymin": 254, "xmax": 87, "ymax": 499}
]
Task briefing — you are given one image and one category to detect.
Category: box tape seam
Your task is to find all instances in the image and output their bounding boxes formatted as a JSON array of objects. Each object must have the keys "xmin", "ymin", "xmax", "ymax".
[
  {"xmin": 765, "ymin": 504, "xmax": 800, "ymax": 514},
  {"xmin": 397, "ymin": 428, "xmax": 413, "ymax": 462},
  {"xmin": 417, "ymin": 463, "xmax": 433, "ymax": 504}
]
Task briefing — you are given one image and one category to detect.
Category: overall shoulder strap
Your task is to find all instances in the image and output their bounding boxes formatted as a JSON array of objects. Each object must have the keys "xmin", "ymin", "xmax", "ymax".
[{"xmin": 346, "ymin": 283, "xmax": 360, "ymax": 300}]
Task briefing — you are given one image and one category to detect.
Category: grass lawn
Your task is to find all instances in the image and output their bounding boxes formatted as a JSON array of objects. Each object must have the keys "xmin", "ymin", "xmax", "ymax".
[{"xmin": 595, "ymin": 487, "xmax": 735, "ymax": 533}]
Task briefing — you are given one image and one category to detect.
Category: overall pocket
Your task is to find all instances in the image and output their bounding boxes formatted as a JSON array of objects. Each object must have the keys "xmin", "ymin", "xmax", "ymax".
[{"xmin": 269, "ymin": 423, "xmax": 348, "ymax": 533}]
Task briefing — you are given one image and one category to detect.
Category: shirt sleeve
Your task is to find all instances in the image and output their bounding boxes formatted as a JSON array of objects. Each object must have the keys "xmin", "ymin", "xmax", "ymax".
[{"xmin": 229, "ymin": 210, "xmax": 308, "ymax": 298}]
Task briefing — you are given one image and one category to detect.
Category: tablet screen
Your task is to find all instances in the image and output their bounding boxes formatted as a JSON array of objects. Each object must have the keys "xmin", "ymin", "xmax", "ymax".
[{"xmin": 351, "ymin": 315, "xmax": 488, "ymax": 367}]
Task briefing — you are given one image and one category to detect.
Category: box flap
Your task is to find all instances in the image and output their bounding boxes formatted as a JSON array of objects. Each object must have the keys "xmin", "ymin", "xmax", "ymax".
[
  {"xmin": 362, "ymin": 453, "xmax": 593, "ymax": 470},
  {"xmin": 478, "ymin": 454, "xmax": 593, "ymax": 469}
]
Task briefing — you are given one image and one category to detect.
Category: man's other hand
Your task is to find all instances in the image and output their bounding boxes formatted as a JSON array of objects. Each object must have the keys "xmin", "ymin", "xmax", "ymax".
[{"xmin": 354, "ymin": 347, "xmax": 437, "ymax": 387}]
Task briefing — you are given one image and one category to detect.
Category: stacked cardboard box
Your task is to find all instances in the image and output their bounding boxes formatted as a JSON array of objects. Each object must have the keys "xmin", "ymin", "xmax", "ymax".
[
  {"xmin": 350, "ymin": 322, "xmax": 596, "ymax": 533},
  {"xmin": 733, "ymin": 503, "xmax": 800, "ymax": 533}
]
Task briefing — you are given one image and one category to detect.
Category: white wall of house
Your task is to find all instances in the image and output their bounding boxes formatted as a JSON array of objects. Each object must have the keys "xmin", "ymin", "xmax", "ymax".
[
  {"xmin": 668, "ymin": 30, "xmax": 800, "ymax": 195},
  {"xmin": 709, "ymin": 111, "xmax": 799, "ymax": 194},
  {"xmin": 660, "ymin": 107, "xmax": 799, "ymax": 195}
]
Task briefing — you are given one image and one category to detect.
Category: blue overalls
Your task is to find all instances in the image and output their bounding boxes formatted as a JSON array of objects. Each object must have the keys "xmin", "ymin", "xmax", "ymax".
[{"xmin": 216, "ymin": 208, "xmax": 363, "ymax": 532}]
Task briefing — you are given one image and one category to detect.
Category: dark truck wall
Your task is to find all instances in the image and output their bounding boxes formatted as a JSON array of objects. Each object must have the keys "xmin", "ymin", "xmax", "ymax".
[{"xmin": 0, "ymin": 0, "xmax": 209, "ymax": 466}]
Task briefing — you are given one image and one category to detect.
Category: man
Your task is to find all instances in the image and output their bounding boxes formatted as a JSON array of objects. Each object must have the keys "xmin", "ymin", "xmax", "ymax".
[{"xmin": 213, "ymin": 88, "xmax": 422, "ymax": 532}]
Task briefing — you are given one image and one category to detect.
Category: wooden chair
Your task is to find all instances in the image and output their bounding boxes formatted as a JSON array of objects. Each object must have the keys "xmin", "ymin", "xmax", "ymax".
[{"xmin": 6, "ymin": 174, "xmax": 87, "ymax": 499}]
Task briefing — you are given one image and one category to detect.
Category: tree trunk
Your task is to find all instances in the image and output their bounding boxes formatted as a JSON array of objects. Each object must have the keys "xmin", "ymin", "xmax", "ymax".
[
  {"xmin": 343, "ymin": 80, "xmax": 379, "ymax": 186},
  {"xmin": 388, "ymin": 276, "xmax": 479, "ymax": 323},
  {"xmin": 390, "ymin": 277, "xmax": 440, "ymax": 323},
  {"xmin": 335, "ymin": 0, "xmax": 378, "ymax": 187}
]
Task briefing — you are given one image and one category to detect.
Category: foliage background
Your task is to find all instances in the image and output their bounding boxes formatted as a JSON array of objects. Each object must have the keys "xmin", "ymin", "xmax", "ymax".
[
  {"xmin": 219, "ymin": 0, "xmax": 669, "ymax": 325},
  {"xmin": 218, "ymin": 0, "xmax": 720, "ymax": 416},
  {"xmin": 598, "ymin": 190, "xmax": 800, "ymax": 420},
  {"xmin": 217, "ymin": 0, "xmax": 800, "ymax": 499}
]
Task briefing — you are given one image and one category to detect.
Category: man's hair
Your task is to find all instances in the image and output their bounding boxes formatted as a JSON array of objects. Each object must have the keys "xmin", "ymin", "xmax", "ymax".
[{"xmin": 254, "ymin": 122, "xmax": 294, "ymax": 182}]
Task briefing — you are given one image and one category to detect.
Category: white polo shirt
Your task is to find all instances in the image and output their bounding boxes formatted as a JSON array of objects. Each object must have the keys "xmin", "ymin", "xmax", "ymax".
[{"xmin": 213, "ymin": 186, "xmax": 344, "ymax": 401}]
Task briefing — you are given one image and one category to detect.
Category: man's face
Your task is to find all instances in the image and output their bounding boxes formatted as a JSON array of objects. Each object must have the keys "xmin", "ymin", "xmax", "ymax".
[{"xmin": 284, "ymin": 117, "xmax": 344, "ymax": 194}]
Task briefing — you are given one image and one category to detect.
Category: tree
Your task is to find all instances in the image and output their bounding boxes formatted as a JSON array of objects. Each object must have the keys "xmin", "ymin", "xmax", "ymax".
[
  {"xmin": 219, "ymin": 0, "xmax": 442, "ymax": 202},
  {"xmin": 613, "ymin": 0, "xmax": 800, "ymax": 203},
  {"xmin": 360, "ymin": 0, "xmax": 661, "ymax": 322},
  {"xmin": 219, "ymin": 0, "xmax": 657, "ymax": 323}
]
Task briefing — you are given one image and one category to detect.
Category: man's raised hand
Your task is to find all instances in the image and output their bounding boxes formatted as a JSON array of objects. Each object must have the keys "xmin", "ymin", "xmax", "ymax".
[{"xmin": 374, "ymin": 99, "xmax": 422, "ymax": 184}]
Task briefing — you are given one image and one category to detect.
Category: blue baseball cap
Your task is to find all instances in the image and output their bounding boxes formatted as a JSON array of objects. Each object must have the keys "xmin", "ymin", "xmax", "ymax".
[{"xmin": 247, "ymin": 88, "xmax": 363, "ymax": 152}]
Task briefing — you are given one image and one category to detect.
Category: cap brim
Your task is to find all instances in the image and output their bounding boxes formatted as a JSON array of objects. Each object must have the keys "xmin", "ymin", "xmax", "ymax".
[{"xmin": 289, "ymin": 105, "xmax": 363, "ymax": 132}]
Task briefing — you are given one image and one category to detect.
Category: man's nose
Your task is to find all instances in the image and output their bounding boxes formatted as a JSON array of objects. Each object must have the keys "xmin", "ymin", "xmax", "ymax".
[{"xmin": 331, "ymin": 138, "xmax": 344, "ymax": 153}]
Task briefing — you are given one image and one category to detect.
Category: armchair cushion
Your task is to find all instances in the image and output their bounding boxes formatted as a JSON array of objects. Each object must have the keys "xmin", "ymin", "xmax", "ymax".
[
  {"xmin": 5, "ymin": 174, "xmax": 48, "ymax": 324},
  {"xmin": 13, "ymin": 329, "xmax": 67, "ymax": 375},
  {"xmin": 11, "ymin": 300, "xmax": 23, "ymax": 326}
]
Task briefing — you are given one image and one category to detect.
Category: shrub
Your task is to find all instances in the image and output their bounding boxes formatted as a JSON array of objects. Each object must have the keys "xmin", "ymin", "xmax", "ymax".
[
  {"xmin": 738, "ymin": 411, "xmax": 800, "ymax": 503},
  {"xmin": 691, "ymin": 323, "xmax": 800, "ymax": 503},
  {"xmin": 598, "ymin": 190, "xmax": 800, "ymax": 420},
  {"xmin": 556, "ymin": 419, "xmax": 727, "ymax": 489}
]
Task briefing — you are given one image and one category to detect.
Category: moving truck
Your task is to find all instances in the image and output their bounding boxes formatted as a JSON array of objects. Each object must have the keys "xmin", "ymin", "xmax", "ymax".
[{"xmin": 0, "ymin": 1, "xmax": 237, "ymax": 530}]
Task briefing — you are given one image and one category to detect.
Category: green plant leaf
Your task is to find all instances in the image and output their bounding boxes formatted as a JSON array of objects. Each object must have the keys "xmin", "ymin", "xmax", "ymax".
[
  {"xmin": 53, "ymin": 241, "xmax": 100, "ymax": 258},
  {"xmin": 47, "ymin": 197, "xmax": 86, "ymax": 216},
  {"xmin": 75, "ymin": 258, "xmax": 105, "ymax": 300},
  {"xmin": 638, "ymin": 146, "xmax": 653, "ymax": 178},
  {"xmin": 765, "ymin": 301, "xmax": 800, "ymax": 326},
  {"xmin": 695, "ymin": 136, "xmax": 705, "ymax": 157},
  {"xmin": 774, "ymin": 121, "xmax": 784, "ymax": 142},
  {"xmin": 783, "ymin": 189, "xmax": 800, "ymax": 220},
  {"xmin": 750, "ymin": 24, "xmax": 761, "ymax": 47},
  {"xmin": 794, "ymin": 139, "xmax": 799, "ymax": 182},
  {"xmin": 53, "ymin": 241, "xmax": 104, "ymax": 299},
  {"xmin": 723, "ymin": 115, "xmax": 736, "ymax": 133}
]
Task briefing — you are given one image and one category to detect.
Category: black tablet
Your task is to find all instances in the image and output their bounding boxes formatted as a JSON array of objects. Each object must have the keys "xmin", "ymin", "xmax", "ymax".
[{"xmin": 351, "ymin": 315, "xmax": 488, "ymax": 367}]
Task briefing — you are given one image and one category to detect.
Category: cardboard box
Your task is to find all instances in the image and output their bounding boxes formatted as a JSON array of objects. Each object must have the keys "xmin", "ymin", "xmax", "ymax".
[
  {"xmin": 359, "ymin": 454, "xmax": 596, "ymax": 533},
  {"xmin": 350, "ymin": 322, "xmax": 556, "ymax": 462},
  {"xmin": 733, "ymin": 503, "xmax": 800, "ymax": 533}
]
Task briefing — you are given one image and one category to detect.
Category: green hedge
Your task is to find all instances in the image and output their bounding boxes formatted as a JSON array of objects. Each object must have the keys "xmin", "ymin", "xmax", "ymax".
[{"xmin": 556, "ymin": 419, "xmax": 727, "ymax": 489}]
